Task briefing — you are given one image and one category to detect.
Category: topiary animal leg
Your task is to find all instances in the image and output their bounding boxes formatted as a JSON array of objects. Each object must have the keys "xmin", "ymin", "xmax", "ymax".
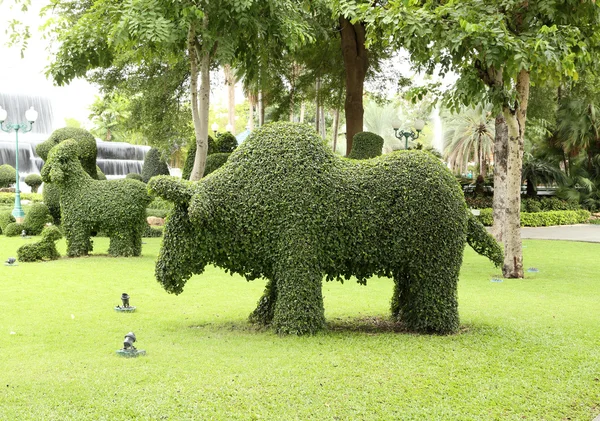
[
  {"xmin": 248, "ymin": 279, "xmax": 278, "ymax": 326},
  {"xmin": 64, "ymin": 222, "xmax": 92, "ymax": 257}
]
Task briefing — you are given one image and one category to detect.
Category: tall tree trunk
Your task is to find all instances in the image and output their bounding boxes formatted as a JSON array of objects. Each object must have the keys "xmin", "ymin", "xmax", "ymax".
[
  {"xmin": 492, "ymin": 113, "xmax": 508, "ymax": 241},
  {"xmin": 315, "ymin": 78, "xmax": 321, "ymax": 134},
  {"xmin": 319, "ymin": 107, "xmax": 326, "ymax": 139},
  {"xmin": 248, "ymin": 95, "xmax": 255, "ymax": 131},
  {"xmin": 224, "ymin": 64, "xmax": 236, "ymax": 134},
  {"xmin": 502, "ymin": 69, "xmax": 530, "ymax": 279},
  {"xmin": 258, "ymin": 91, "xmax": 264, "ymax": 126},
  {"xmin": 189, "ymin": 19, "xmax": 210, "ymax": 181},
  {"xmin": 339, "ymin": 15, "xmax": 368, "ymax": 156},
  {"xmin": 332, "ymin": 108, "xmax": 340, "ymax": 153},
  {"xmin": 300, "ymin": 103, "xmax": 305, "ymax": 123}
]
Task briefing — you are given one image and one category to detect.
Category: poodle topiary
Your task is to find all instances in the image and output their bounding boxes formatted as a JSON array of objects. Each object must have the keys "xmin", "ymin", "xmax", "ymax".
[
  {"xmin": 17, "ymin": 225, "xmax": 63, "ymax": 262},
  {"xmin": 41, "ymin": 139, "xmax": 151, "ymax": 257}
]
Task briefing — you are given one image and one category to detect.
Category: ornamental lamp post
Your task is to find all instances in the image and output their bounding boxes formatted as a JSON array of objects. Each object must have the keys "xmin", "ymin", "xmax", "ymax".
[
  {"xmin": 211, "ymin": 122, "xmax": 219, "ymax": 137},
  {"xmin": 0, "ymin": 106, "xmax": 38, "ymax": 222},
  {"xmin": 392, "ymin": 118, "xmax": 425, "ymax": 150}
]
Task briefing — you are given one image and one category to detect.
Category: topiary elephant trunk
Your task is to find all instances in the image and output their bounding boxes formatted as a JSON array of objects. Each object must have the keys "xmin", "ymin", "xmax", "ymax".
[{"xmin": 149, "ymin": 122, "xmax": 503, "ymax": 335}]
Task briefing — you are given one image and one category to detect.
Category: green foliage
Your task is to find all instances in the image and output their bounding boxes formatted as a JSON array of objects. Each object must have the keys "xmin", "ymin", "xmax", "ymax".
[
  {"xmin": 215, "ymin": 132, "xmax": 238, "ymax": 153},
  {"xmin": 465, "ymin": 195, "xmax": 493, "ymax": 209},
  {"xmin": 142, "ymin": 224, "xmax": 163, "ymax": 237},
  {"xmin": 150, "ymin": 122, "xmax": 501, "ymax": 335},
  {"xmin": 23, "ymin": 203, "xmax": 53, "ymax": 235},
  {"xmin": 39, "ymin": 127, "xmax": 100, "ymax": 224},
  {"xmin": 17, "ymin": 225, "xmax": 63, "ymax": 262},
  {"xmin": 0, "ymin": 192, "xmax": 43, "ymax": 204},
  {"xmin": 0, "ymin": 211, "xmax": 16, "ymax": 232},
  {"xmin": 347, "ymin": 131, "xmax": 384, "ymax": 160},
  {"xmin": 4, "ymin": 222, "xmax": 24, "ymax": 237},
  {"xmin": 148, "ymin": 197, "xmax": 173, "ymax": 211},
  {"xmin": 24, "ymin": 174, "xmax": 43, "ymax": 193},
  {"xmin": 0, "ymin": 165, "xmax": 16, "ymax": 188},
  {"xmin": 96, "ymin": 166, "xmax": 107, "ymax": 181},
  {"xmin": 126, "ymin": 173, "xmax": 143, "ymax": 182},
  {"xmin": 521, "ymin": 197, "xmax": 580, "ymax": 213},
  {"xmin": 182, "ymin": 136, "xmax": 216, "ymax": 180},
  {"xmin": 142, "ymin": 148, "xmax": 170, "ymax": 183},
  {"xmin": 204, "ymin": 153, "xmax": 231, "ymax": 177},
  {"xmin": 465, "ymin": 213, "xmax": 503, "ymax": 267},
  {"xmin": 41, "ymin": 139, "xmax": 151, "ymax": 257},
  {"xmin": 477, "ymin": 208, "xmax": 590, "ymax": 227}
]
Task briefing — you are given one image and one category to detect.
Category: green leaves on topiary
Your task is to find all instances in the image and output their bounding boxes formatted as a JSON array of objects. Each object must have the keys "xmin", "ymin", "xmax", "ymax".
[
  {"xmin": 204, "ymin": 153, "xmax": 230, "ymax": 176},
  {"xmin": 347, "ymin": 131, "xmax": 384, "ymax": 160},
  {"xmin": 3, "ymin": 222, "xmax": 24, "ymax": 237},
  {"xmin": 126, "ymin": 173, "xmax": 143, "ymax": 182},
  {"xmin": 23, "ymin": 203, "xmax": 53, "ymax": 235},
  {"xmin": 17, "ymin": 225, "xmax": 63, "ymax": 262},
  {"xmin": 215, "ymin": 132, "xmax": 238, "ymax": 153},
  {"xmin": 0, "ymin": 164, "xmax": 16, "ymax": 188},
  {"xmin": 152, "ymin": 122, "xmax": 502, "ymax": 335},
  {"xmin": 141, "ymin": 148, "xmax": 170, "ymax": 183},
  {"xmin": 0, "ymin": 211, "xmax": 16, "ymax": 233},
  {"xmin": 41, "ymin": 139, "xmax": 152, "ymax": 257},
  {"xmin": 24, "ymin": 174, "xmax": 43, "ymax": 193}
]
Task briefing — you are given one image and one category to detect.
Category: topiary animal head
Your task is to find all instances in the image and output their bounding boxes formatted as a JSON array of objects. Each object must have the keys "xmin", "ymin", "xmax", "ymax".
[
  {"xmin": 38, "ymin": 127, "xmax": 98, "ymax": 179},
  {"xmin": 41, "ymin": 139, "xmax": 80, "ymax": 185},
  {"xmin": 41, "ymin": 225, "xmax": 63, "ymax": 242}
]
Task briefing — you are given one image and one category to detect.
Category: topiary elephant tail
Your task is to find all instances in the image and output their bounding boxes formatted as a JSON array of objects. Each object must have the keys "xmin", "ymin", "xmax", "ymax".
[{"xmin": 466, "ymin": 212, "xmax": 503, "ymax": 267}]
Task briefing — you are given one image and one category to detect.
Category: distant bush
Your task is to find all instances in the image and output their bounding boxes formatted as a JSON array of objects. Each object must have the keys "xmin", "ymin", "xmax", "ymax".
[
  {"xmin": 465, "ymin": 196, "xmax": 494, "ymax": 209},
  {"xmin": 23, "ymin": 203, "xmax": 53, "ymax": 235},
  {"xmin": 204, "ymin": 153, "xmax": 231, "ymax": 176},
  {"xmin": 522, "ymin": 197, "xmax": 580, "ymax": 212},
  {"xmin": 142, "ymin": 224, "xmax": 163, "ymax": 237},
  {"xmin": 4, "ymin": 222, "xmax": 24, "ymax": 237},
  {"xmin": 347, "ymin": 132, "xmax": 384, "ymax": 160},
  {"xmin": 25, "ymin": 174, "xmax": 43, "ymax": 193},
  {"xmin": 0, "ymin": 192, "xmax": 43, "ymax": 204},
  {"xmin": 126, "ymin": 173, "xmax": 143, "ymax": 182},
  {"xmin": 0, "ymin": 164, "xmax": 16, "ymax": 188},
  {"xmin": 476, "ymin": 208, "xmax": 590, "ymax": 226},
  {"xmin": 146, "ymin": 208, "xmax": 169, "ymax": 218},
  {"xmin": 0, "ymin": 211, "xmax": 15, "ymax": 233},
  {"xmin": 142, "ymin": 148, "xmax": 170, "ymax": 183},
  {"xmin": 216, "ymin": 132, "xmax": 238, "ymax": 153},
  {"xmin": 148, "ymin": 197, "xmax": 173, "ymax": 210}
]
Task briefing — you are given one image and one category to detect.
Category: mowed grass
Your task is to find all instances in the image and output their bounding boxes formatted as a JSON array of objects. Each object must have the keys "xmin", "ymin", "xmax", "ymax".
[{"xmin": 0, "ymin": 235, "xmax": 599, "ymax": 420}]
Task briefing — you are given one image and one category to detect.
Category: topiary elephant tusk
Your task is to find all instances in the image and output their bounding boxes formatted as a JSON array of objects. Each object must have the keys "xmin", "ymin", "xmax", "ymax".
[{"xmin": 150, "ymin": 122, "xmax": 503, "ymax": 335}]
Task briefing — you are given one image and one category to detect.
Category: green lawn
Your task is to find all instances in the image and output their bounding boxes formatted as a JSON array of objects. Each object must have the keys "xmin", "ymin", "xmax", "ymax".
[{"xmin": 0, "ymin": 236, "xmax": 599, "ymax": 420}]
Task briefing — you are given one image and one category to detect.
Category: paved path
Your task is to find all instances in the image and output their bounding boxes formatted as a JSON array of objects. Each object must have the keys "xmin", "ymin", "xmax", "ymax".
[{"xmin": 520, "ymin": 224, "xmax": 600, "ymax": 243}]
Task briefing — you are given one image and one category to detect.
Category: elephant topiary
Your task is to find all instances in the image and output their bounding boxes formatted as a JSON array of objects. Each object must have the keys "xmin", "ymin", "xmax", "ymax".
[
  {"xmin": 149, "ymin": 122, "xmax": 502, "ymax": 335},
  {"xmin": 41, "ymin": 139, "xmax": 151, "ymax": 257}
]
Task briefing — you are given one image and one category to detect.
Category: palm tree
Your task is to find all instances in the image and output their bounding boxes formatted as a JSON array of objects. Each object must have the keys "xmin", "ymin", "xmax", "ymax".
[
  {"xmin": 521, "ymin": 152, "xmax": 566, "ymax": 197},
  {"xmin": 557, "ymin": 98, "xmax": 600, "ymax": 173},
  {"xmin": 442, "ymin": 104, "xmax": 495, "ymax": 177}
]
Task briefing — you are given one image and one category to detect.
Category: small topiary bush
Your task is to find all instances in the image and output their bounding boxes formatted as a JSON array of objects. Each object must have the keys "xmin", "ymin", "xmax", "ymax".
[
  {"xmin": 24, "ymin": 174, "xmax": 43, "ymax": 193},
  {"xmin": 141, "ymin": 148, "xmax": 170, "ymax": 183},
  {"xmin": 23, "ymin": 203, "xmax": 53, "ymax": 235},
  {"xmin": 181, "ymin": 136, "xmax": 216, "ymax": 180},
  {"xmin": 38, "ymin": 127, "xmax": 100, "ymax": 224},
  {"xmin": 126, "ymin": 173, "xmax": 143, "ymax": 182},
  {"xmin": 216, "ymin": 132, "xmax": 238, "ymax": 153},
  {"xmin": 0, "ymin": 211, "xmax": 16, "ymax": 233},
  {"xmin": 347, "ymin": 131, "xmax": 384, "ymax": 160},
  {"xmin": 149, "ymin": 122, "xmax": 502, "ymax": 335},
  {"xmin": 4, "ymin": 222, "xmax": 24, "ymax": 237},
  {"xmin": 0, "ymin": 164, "xmax": 16, "ymax": 188},
  {"xmin": 41, "ymin": 139, "xmax": 152, "ymax": 257},
  {"xmin": 204, "ymin": 153, "xmax": 231, "ymax": 177},
  {"xmin": 17, "ymin": 225, "xmax": 63, "ymax": 262}
]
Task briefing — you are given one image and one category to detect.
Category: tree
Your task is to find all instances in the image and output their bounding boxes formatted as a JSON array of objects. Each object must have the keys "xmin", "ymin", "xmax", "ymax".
[
  {"xmin": 44, "ymin": 0, "xmax": 312, "ymax": 181},
  {"xmin": 351, "ymin": 0, "xmax": 600, "ymax": 278}
]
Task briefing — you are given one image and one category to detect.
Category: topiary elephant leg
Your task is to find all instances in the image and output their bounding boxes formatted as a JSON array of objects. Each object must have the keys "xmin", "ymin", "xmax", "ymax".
[
  {"xmin": 271, "ymin": 256, "xmax": 325, "ymax": 335},
  {"xmin": 391, "ymin": 272, "xmax": 409, "ymax": 320},
  {"xmin": 393, "ymin": 264, "xmax": 460, "ymax": 334},
  {"xmin": 248, "ymin": 279, "xmax": 277, "ymax": 326},
  {"xmin": 64, "ymin": 222, "xmax": 93, "ymax": 257}
]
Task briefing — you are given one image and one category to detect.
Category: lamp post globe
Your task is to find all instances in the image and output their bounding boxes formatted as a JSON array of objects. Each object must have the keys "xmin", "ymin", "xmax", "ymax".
[
  {"xmin": 211, "ymin": 122, "xmax": 219, "ymax": 137},
  {"xmin": 392, "ymin": 119, "xmax": 425, "ymax": 150},
  {"xmin": 0, "ymin": 106, "xmax": 38, "ymax": 221}
]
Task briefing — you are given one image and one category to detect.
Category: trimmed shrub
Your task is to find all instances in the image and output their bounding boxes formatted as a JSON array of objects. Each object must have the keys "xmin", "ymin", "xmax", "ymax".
[
  {"xmin": 216, "ymin": 132, "xmax": 238, "ymax": 153},
  {"xmin": 0, "ymin": 211, "xmax": 16, "ymax": 232},
  {"xmin": 4, "ymin": 222, "xmax": 24, "ymax": 237},
  {"xmin": 24, "ymin": 174, "xmax": 43, "ymax": 193},
  {"xmin": 17, "ymin": 225, "xmax": 63, "ymax": 262},
  {"xmin": 149, "ymin": 122, "xmax": 502, "ymax": 335},
  {"xmin": 126, "ymin": 173, "xmax": 143, "ymax": 182},
  {"xmin": 476, "ymin": 208, "xmax": 590, "ymax": 226},
  {"xmin": 141, "ymin": 148, "xmax": 170, "ymax": 183},
  {"xmin": 38, "ymin": 127, "xmax": 100, "ymax": 224},
  {"xmin": 23, "ymin": 203, "xmax": 53, "ymax": 235},
  {"xmin": 41, "ymin": 139, "xmax": 152, "ymax": 257},
  {"xmin": 0, "ymin": 164, "xmax": 16, "ymax": 188},
  {"xmin": 96, "ymin": 166, "xmax": 107, "ymax": 180},
  {"xmin": 347, "ymin": 131, "xmax": 384, "ymax": 160},
  {"xmin": 522, "ymin": 197, "xmax": 580, "ymax": 212},
  {"xmin": 0, "ymin": 192, "xmax": 43, "ymax": 204},
  {"xmin": 204, "ymin": 153, "xmax": 231, "ymax": 177},
  {"xmin": 181, "ymin": 136, "xmax": 216, "ymax": 180}
]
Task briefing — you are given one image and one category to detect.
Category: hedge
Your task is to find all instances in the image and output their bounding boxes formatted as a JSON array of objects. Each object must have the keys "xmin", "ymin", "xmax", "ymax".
[
  {"xmin": 347, "ymin": 131, "xmax": 384, "ymax": 160},
  {"xmin": 149, "ymin": 122, "xmax": 502, "ymax": 335},
  {"xmin": 476, "ymin": 208, "xmax": 591, "ymax": 227},
  {"xmin": 41, "ymin": 139, "xmax": 151, "ymax": 257},
  {"xmin": 38, "ymin": 127, "xmax": 100, "ymax": 224},
  {"xmin": 0, "ymin": 192, "xmax": 43, "ymax": 204},
  {"xmin": 141, "ymin": 148, "xmax": 170, "ymax": 183}
]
